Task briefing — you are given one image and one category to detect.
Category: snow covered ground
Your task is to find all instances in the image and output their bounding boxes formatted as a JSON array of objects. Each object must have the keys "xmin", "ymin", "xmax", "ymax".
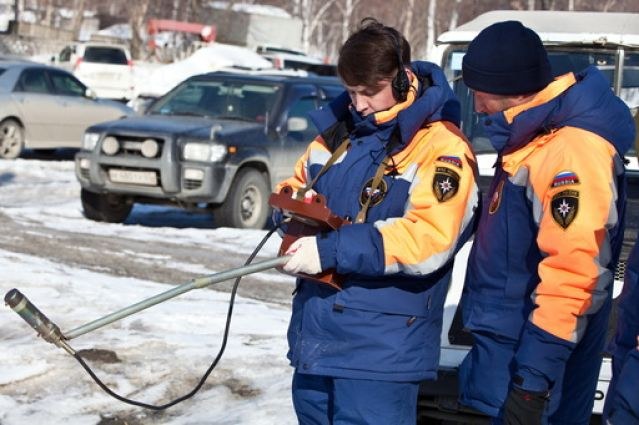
[{"xmin": 0, "ymin": 157, "xmax": 297, "ymax": 425}]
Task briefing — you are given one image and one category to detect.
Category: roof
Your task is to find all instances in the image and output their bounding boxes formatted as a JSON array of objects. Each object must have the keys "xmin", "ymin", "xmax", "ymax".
[
  {"xmin": 437, "ymin": 10, "xmax": 639, "ymax": 47},
  {"xmin": 189, "ymin": 70, "xmax": 340, "ymax": 85}
]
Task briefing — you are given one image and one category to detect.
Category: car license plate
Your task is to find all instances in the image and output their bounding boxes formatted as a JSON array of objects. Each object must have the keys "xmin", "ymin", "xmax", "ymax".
[{"xmin": 108, "ymin": 169, "xmax": 157, "ymax": 186}]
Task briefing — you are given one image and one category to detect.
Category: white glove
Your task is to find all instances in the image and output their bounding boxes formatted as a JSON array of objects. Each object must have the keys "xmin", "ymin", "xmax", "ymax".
[
  {"xmin": 283, "ymin": 236, "xmax": 322, "ymax": 275},
  {"xmin": 292, "ymin": 189, "xmax": 317, "ymax": 203}
]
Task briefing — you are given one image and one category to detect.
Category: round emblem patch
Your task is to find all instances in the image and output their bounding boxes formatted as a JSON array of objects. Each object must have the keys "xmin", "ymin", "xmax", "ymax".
[
  {"xmin": 551, "ymin": 189, "xmax": 579, "ymax": 229},
  {"xmin": 432, "ymin": 167, "xmax": 460, "ymax": 202},
  {"xmin": 359, "ymin": 177, "xmax": 388, "ymax": 207}
]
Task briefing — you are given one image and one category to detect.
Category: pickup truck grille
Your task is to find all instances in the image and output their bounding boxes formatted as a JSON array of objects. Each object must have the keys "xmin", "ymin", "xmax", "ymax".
[
  {"xmin": 103, "ymin": 135, "xmax": 165, "ymax": 159},
  {"xmin": 184, "ymin": 178, "xmax": 202, "ymax": 190},
  {"xmin": 79, "ymin": 167, "xmax": 90, "ymax": 180}
]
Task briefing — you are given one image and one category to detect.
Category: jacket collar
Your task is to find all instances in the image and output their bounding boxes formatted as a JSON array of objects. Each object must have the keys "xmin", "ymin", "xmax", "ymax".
[
  {"xmin": 484, "ymin": 66, "xmax": 635, "ymax": 156},
  {"xmin": 309, "ymin": 61, "xmax": 461, "ymax": 154}
]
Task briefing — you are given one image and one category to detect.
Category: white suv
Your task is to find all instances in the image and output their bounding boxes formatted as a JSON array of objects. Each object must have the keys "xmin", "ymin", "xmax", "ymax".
[{"xmin": 56, "ymin": 42, "xmax": 135, "ymax": 101}]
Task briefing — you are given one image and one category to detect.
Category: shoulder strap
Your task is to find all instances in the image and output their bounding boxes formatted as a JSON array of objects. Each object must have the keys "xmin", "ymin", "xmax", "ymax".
[
  {"xmin": 295, "ymin": 138, "xmax": 350, "ymax": 200},
  {"xmin": 354, "ymin": 155, "xmax": 391, "ymax": 223}
]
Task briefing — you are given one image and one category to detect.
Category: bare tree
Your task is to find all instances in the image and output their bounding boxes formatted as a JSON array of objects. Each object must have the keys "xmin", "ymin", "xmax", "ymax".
[
  {"xmin": 71, "ymin": 0, "xmax": 85, "ymax": 38},
  {"xmin": 401, "ymin": 0, "xmax": 416, "ymax": 44},
  {"xmin": 425, "ymin": 0, "xmax": 436, "ymax": 60},
  {"xmin": 603, "ymin": 0, "xmax": 617, "ymax": 11},
  {"xmin": 448, "ymin": 0, "xmax": 463, "ymax": 29},
  {"xmin": 129, "ymin": 0, "xmax": 151, "ymax": 60},
  {"xmin": 335, "ymin": 0, "xmax": 359, "ymax": 46},
  {"xmin": 293, "ymin": 0, "xmax": 337, "ymax": 53}
]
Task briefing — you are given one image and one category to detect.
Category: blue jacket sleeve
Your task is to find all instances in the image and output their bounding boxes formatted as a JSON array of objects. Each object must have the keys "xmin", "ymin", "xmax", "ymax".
[
  {"xmin": 316, "ymin": 223, "xmax": 386, "ymax": 276},
  {"xmin": 513, "ymin": 322, "xmax": 575, "ymax": 392}
]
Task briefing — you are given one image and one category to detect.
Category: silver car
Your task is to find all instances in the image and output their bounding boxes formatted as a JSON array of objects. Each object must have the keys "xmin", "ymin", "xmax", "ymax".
[{"xmin": 0, "ymin": 61, "xmax": 133, "ymax": 159}]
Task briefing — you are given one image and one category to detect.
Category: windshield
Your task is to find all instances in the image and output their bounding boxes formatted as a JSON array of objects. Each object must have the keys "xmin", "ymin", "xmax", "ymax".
[
  {"xmin": 83, "ymin": 47, "xmax": 128, "ymax": 65},
  {"xmin": 443, "ymin": 48, "xmax": 639, "ymax": 157},
  {"xmin": 148, "ymin": 79, "xmax": 282, "ymax": 122}
]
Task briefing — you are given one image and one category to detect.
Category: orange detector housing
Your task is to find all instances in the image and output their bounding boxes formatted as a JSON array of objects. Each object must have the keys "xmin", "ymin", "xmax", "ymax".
[{"xmin": 268, "ymin": 185, "xmax": 350, "ymax": 290}]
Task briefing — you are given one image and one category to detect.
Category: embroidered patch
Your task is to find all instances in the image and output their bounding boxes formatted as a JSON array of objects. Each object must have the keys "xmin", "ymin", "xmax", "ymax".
[
  {"xmin": 551, "ymin": 189, "xmax": 579, "ymax": 229},
  {"xmin": 433, "ymin": 167, "xmax": 460, "ymax": 202},
  {"xmin": 488, "ymin": 179, "xmax": 505, "ymax": 215},
  {"xmin": 359, "ymin": 177, "xmax": 388, "ymax": 207},
  {"xmin": 436, "ymin": 155, "xmax": 463, "ymax": 169},
  {"xmin": 551, "ymin": 171, "xmax": 580, "ymax": 188}
]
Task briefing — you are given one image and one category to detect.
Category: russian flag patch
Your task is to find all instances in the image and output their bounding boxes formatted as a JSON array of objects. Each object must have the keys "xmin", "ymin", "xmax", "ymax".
[
  {"xmin": 551, "ymin": 171, "xmax": 579, "ymax": 188},
  {"xmin": 436, "ymin": 155, "xmax": 462, "ymax": 169}
]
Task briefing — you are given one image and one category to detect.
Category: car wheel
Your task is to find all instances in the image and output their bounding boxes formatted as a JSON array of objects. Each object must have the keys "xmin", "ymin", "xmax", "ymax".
[
  {"xmin": 215, "ymin": 169, "xmax": 270, "ymax": 229},
  {"xmin": 0, "ymin": 119, "xmax": 24, "ymax": 159},
  {"xmin": 81, "ymin": 189, "xmax": 133, "ymax": 223}
]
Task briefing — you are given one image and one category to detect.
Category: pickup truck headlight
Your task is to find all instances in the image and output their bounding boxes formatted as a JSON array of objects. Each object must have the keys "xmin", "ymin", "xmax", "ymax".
[
  {"xmin": 182, "ymin": 142, "xmax": 226, "ymax": 162},
  {"xmin": 83, "ymin": 132, "xmax": 100, "ymax": 151}
]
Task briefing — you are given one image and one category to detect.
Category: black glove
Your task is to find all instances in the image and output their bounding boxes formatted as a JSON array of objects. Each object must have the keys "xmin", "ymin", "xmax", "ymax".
[{"xmin": 502, "ymin": 386, "xmax": 549, "ymax": 425}]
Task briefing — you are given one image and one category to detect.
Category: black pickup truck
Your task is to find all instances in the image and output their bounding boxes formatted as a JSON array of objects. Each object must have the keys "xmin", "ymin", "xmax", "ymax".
[{"xmin": 74, "ymin": 71, "xmax": 343, "ymax": 228}]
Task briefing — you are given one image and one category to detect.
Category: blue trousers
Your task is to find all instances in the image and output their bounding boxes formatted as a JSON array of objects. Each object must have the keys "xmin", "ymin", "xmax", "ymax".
[{"xmin": 291, "ymin": 372, "xmax": 419, "ymax": 425}]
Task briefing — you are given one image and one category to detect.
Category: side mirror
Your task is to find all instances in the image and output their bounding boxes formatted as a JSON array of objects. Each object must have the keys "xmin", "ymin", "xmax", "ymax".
[
  {"xmin": 85, "ymin": 88, "xmax": 97, "ymax": 100},
  {"xmin": 287, "ymin": 116, "xmax": 308, "ymax": 132}
]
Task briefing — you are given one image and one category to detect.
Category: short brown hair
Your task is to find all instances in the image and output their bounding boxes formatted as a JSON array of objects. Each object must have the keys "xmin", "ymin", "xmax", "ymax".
[{"xmin": 337, "ymin": 18, "xmax": 411, "ymax": 89}]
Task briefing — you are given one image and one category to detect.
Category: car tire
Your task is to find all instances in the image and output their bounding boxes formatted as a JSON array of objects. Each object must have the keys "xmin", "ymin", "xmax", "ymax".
[
  {"xmin": 214, "ymin": 169, "xmax": 270, "ymax": 229},
  {"xmin": 34, "ymin": 149, "xmax": 57, "ymax": 155},
  {"xmin": 0, "ymin": 119, "xmax": 24, "ymax": 159},
  {"xmin": 81, "ymin": 189, "xmax": 133, "ymax": 223}
]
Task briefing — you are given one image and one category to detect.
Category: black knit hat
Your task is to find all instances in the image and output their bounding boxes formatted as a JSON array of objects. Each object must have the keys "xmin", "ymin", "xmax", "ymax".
[{"xmin": 462, "ymin": 20, "xmax": 552, "ymax": 95}]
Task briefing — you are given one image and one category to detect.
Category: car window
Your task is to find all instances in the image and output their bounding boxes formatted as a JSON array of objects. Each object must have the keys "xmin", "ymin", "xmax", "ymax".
[
  {"xmin": 58, "ymin": 46, "xmax": 72, "ymax": 63},
  {"xmin": 148, "ymin": 79, "xmax": 281, "ymax": 122},
  {"xmin": 15, "ymin": 69, "xmax": 51, "ymax": 94},
  {"xmin": 287, "ymin": 97, "xmax": 318, "ymax": 142},
  {"xmin": 320, "ymin": 84, "xmax": 344, "ymax": 103},
  {"xmin": 83, "ymin": 46, "xmax": 128, "ymax": 65},
  {"xmin": 48, "ymin": 70, "xmax": 86, "ymax": 97}
]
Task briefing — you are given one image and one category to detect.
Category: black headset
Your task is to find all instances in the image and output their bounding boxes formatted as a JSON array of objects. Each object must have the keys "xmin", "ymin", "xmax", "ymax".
[{"xmin": 387, "ymin": 26, "xmax": 410, "ymax": 102}]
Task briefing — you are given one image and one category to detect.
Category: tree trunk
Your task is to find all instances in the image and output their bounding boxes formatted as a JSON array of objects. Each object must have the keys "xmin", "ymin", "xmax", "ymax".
[
  {"xmin": 71, "ymin": 0, "xmax": 86, "ymax": 40},
  {"xmin": 130, "ymin": 0, "xmax": 151, "ymax": 60},
  {"xmin": 425, "ymin": 0, "xmax": 436, "ymax": 61},
  {"xmin": 448, "ymin": 0, "xmax": 462, "ymax": 30}
]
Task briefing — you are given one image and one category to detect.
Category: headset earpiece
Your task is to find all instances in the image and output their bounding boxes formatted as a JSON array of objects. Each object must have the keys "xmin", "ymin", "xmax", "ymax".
[{"xmin": 389, "ymin": 29, "xmax": 410, "ymax": 102}]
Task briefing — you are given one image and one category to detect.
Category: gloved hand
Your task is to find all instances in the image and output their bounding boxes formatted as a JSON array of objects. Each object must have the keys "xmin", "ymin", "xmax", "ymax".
[
  {"xmin": 502, "ymin": 386, "xmax": 549, "ymax": 425},
  {"xmin": 283, "ymin": 236, "xmax": 322, "ymax": 275},
  {"xmin": 292, "ymin": 188, "xmax": 317, "ymax": 203}
]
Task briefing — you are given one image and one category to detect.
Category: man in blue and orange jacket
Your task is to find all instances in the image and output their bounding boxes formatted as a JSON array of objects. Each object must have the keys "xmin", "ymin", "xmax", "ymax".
[
  {"xmin": 276, "ymin": 18, "xmax": 480, "ymax": 424},
  {"xmin": 457, "ymin": 21, "xmax": 636, "ymax": 424},
  {"xmin": 603, "ymin": 130, "xmax": 639, "ymax": 424}
]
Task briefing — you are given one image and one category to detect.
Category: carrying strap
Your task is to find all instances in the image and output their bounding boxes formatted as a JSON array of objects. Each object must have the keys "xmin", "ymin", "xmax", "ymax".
[
  {"xmin": 296, "ymin": 137, "xmax": 392, "ymax": 224},
  {"xmin": 295, "ymin": 138, "xmax": 351, "ymax": 200},
  {"xmin": 354, "ymin": 156, "xmax": 391, "ymax": 223}
]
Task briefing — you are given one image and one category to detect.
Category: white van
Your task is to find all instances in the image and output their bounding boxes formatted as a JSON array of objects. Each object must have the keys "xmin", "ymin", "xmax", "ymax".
[
  {"xmin": 418, "ymin": 10, "xmax": 639, "ymax": 424},
  {"xmin": 56, "ymin": 42, "xmax": 135, "ymax": 101}
]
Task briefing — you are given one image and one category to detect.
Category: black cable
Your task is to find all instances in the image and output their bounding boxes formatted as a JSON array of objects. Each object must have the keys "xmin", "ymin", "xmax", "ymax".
[{"xmin": 72, "ymin": 225, "xmax": 280, "ymax": 410}]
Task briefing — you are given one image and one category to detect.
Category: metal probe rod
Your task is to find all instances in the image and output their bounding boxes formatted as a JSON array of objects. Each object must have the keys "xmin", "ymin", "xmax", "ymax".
[{"xmin": 63, "ymin": 256, "xmax": 290, "ymax": 340}]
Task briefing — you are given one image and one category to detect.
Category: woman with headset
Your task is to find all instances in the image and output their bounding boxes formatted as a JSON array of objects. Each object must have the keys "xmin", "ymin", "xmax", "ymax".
[{"xmin": 275, "ymin": 18, "xmax": 480, "ymax": 424}]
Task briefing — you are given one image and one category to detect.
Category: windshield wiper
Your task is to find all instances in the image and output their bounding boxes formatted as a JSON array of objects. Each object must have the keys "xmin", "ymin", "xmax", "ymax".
[
  {"xmin": 215, "ymin": 115, "xmax": 255, "ymax": 122},
  {"xmin": 170, "ymin": 111, "xmax": 210, "ymax": 117}
]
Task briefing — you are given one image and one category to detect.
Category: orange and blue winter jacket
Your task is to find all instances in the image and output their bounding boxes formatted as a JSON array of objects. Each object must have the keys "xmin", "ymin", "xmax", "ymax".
[
  {"xmin": 604, "ymin": 239, "xmax": 639, "ymax": 423},
  {"xmin": 277, "ymin": 61, "xmax": 479, "ymax": 381},
  {"xmin": 459, "ymin": 66, "xmax": 636, "ymax": 415}
]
